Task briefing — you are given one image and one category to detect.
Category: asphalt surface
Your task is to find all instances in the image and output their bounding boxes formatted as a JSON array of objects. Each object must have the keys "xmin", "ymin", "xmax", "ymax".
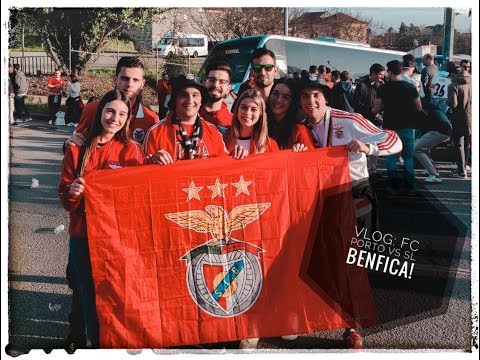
[{"xmin": 5, "ymin": 118, "xmax": 473, "ymax": 354}]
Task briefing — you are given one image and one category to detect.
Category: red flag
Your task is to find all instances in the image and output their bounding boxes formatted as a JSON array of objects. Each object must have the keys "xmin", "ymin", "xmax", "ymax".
[{"xmin": 84, "ymin": 146, "xmax": 377, "ymax": 348}]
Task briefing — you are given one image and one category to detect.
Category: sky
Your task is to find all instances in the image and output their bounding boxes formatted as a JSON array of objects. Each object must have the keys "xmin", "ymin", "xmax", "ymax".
[{"xmin": 312, "ymin": 7, "xmax": 472, "ymax": 33}]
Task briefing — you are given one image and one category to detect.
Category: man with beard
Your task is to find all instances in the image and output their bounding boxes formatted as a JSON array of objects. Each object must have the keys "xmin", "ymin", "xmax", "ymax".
[
  {"xmin": 238, "ymin": 48, "xmax": 278, "ymax": 101},
  {"xmin": 67, "ymin": 57, "xmax": 159, "ymax": 145},
  {"xmin": 200, "ymin": 61, "xmax": 233, "ymax": 135}
]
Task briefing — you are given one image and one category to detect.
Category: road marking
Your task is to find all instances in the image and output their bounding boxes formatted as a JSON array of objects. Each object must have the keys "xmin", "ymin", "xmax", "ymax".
[{"xmin": 9, "ymin": 281, "xmax": 71, "ymax": 295}]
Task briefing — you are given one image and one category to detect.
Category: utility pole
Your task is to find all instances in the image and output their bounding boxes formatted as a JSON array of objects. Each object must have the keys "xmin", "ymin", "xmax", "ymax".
[
  {"xmin": 284, "ymin": 8, "xmax": 289, "ymax": 36},
  {"xmin": 69, "ymin": 29, "xmax": 72, "ymax": 74},
  {"xmin": 21, "ymin": 21, "xmax": 25, "ymax": 70},
  {"xmin": 443, "ymin": 7, "xmax": 455, "ymax": 70}
]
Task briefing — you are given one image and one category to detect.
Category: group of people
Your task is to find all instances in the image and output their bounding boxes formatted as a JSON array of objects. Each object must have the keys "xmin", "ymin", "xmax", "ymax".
[
  {"xmin": 47, "ymin": 70, "xmax": 84, "ymax": 126},
  {"xmin": 8, "ymin": 65, "xmax": 84, "ymax": 127},
  {"xmin": 57, "ymin": 47, "xmax": 470, "ymax": 351}
]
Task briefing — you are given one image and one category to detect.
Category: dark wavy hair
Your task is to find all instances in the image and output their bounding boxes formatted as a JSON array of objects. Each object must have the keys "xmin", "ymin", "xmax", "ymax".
[
  {"xmin": 79, "ymin": 90, "xmax": 132, "ymax": 176},
  {"xmin": 266, "ymin": 77, "xmax": 299, "ymax": 148}
]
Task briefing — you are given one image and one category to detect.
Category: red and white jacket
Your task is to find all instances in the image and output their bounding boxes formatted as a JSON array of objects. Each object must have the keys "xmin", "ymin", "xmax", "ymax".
[
  {"xmin": 76, "ymin": 100, "xmax": 159, "ymax": 144},
  {"xmin": 143, "ymin": 114, "xmax": 229, "ymax": 161},
  {"xmin": 58, "ymin": 139, "xmax": 144, "ymax": 238},
  {"xmin": 291, "ymin": 107, "xmax": 402, "ymax": 181}
]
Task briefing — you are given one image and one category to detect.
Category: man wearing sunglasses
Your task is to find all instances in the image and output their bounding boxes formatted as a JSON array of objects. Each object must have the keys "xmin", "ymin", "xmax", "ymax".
[
  {"xmin": 200, "ymin": 61, "xmax": 233, "ymax": 135},
  {"xmin": 243, "ymin": 47, "xmax": 278, "ymax": 101}
]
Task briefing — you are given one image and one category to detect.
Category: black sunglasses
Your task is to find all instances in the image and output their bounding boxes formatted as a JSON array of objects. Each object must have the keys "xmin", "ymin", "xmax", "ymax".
[{"xmin": 252, "ymin": 64, "xmax": 275, "ymax": 73}]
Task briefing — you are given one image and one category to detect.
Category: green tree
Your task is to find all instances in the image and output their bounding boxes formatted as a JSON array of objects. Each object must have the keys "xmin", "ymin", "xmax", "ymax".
[
  {"xmin": 396, "ymin": 22, "xmax": 421, "ymax": 51},
  {"xmin": 454, "ymin": 31, "xmax": 471, "ymax": 55},
  {"xmin": 10, "ymin": 8, "xmax": 165, "ymax": 72}
]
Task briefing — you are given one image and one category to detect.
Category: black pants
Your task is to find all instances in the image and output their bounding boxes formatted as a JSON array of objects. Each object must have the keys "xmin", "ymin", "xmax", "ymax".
[{"xmin": 48, "ymin": 94, "xmax": 61, "ymax": 121}]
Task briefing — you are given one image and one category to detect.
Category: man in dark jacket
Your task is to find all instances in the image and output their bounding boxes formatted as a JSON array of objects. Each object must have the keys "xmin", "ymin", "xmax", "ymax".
[
  {"xmin": 353, "ymin": 63, "xmax": 385, "ymax": 177},
  {"xmin": 447, "ymin": 65, "xmax": 471, "ymax": 178},
  {"xmin": 331, "ymin": 71, "xmax": 355, "ymax": 113},
  {"xmin": 353, "ymin": 63, "xmax": 385, "ymax": 125}
]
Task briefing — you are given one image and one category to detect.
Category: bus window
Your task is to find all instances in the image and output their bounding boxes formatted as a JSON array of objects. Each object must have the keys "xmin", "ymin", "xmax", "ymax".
[
  {"xmin": 285, "ymin": 40, "xmax": 312, "ymax": 75},
  {"xmin": 198, "ymin": 37, "xmax": 262, "ymax": 85},
  {"xmin": 263, "ymin": 38, "xmax": 287, "ymax": 78}
]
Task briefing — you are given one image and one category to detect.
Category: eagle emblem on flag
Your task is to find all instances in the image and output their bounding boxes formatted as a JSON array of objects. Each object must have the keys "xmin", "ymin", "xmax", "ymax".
[{"xmin": 166, "ymin": 203, "xmax": 270, "ymax": 317}]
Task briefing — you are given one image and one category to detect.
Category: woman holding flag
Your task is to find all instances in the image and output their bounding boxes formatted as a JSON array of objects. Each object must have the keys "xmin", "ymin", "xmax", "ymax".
[{"xmin": 58, "ymin": 89, "xmax": 144, "ymax": 349}]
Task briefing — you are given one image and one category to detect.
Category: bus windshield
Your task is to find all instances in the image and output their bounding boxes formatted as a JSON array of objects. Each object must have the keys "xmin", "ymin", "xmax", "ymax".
[{"xmin": 198, "ymin": 37, "xmax": 262, "ymax": 84}]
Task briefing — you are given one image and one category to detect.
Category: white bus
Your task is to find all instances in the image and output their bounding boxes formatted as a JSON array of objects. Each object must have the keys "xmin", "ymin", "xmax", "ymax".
[
  {"xmin": 156, "ymin": 33, "xmax": 208, "ymax": 58},
  {"xmin": 198, "ymin": 35, "xmax": 406, "ymax": 93}
]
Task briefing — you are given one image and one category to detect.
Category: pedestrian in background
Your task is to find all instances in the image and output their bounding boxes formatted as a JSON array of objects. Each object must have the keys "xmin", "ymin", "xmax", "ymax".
[
  {"xmin": 8, "ymin": 65, "xmax": 15, "ymax": 125},
  {"xmin": 13, "ymin": 63, "xmax": 31, "ymax": 123},
  {"xmin": 447, "ymin": 64, "xmax": 472, "ymax": 178},
  {"xmin": 47, "ymin": 69, "xmax": 65, "ymax": 125},
  {"xmin": 156, "ymin": 73, "xmax": 171, "ymax": 119},
  {"xmin": 65, "ymin": 74, "xmax": 83, "ymax": 127}
]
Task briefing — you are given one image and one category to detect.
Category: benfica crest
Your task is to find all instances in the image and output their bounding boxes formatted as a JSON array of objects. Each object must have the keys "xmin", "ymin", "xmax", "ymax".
[
  {"xmin": 166, "ymin": 203, "xmax": 270, "ymax": 317},
  {"xmin": 333, "ymin": 124, "xmax": 344, "ymax": 139}
]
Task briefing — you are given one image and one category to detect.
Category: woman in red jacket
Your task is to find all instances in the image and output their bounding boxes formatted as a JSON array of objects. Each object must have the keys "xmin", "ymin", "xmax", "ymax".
[
  {"xmin": 226, "ymin": 89, "xmax": 279, "ymax": 159},
  {"xmin": 58, "ymin": 89, "xmax": 144, "ymax": 348}
]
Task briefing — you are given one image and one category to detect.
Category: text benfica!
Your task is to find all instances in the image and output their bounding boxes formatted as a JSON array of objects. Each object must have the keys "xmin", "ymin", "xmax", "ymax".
[{"xmin": 346, "ymin": 247, "xmax": 414, "ymax": 279}]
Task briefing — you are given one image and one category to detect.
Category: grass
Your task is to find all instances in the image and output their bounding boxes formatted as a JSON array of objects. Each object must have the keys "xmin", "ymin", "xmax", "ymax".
[
  {"xmin": 10, "ymin": 46, "xmax": 46, "ymax": 52},
  {"xmin": 104, "ymin": 40, "xmax": 137, "ymax": 53},
  {"xmin": 11, "ymin": 39, "xmax": 138, "ymax": 54}
]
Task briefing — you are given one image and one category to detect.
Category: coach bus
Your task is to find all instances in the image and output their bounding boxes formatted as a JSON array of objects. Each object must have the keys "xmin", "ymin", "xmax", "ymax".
[{"xmin": 198, "ymin": 35, "xmax": 406, "ymax": 93}]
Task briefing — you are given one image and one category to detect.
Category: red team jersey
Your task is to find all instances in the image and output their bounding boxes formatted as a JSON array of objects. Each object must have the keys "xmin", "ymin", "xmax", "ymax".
[
  {"xmin": 76, "ymin": 100, "xmax": 159, "ymax": 144},
  {"xmin": 143, "ymin": 114, "xmax": 229, "ymax": 160},
  {"xmin": 199, "ymin": 102, "xmax": 233, "ymax": 135},
  {"xmin": 58, "ymin": 140, "xmax": 144, "ymax": 238},
  {"xmin": 47, "ymin": 77, "xmax": 65, "ymax": 94}
]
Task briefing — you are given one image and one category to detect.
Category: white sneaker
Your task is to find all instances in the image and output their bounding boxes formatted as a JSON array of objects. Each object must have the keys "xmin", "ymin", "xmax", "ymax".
[
  {"xmin": 66, "ymin": 122, "xmax": 76, "ymax": 127},
  {"xmin": 48, "ymin": 120, "xmax": 53, "ymax": 125},
  {"xmin": 281, "ymin": 335, "xmax": 298, "ymax": 340},
  {"xmin": 239, "ymin": 338, "xmax": 259, "ymax": 349},
  {"xmin": 15, "ymin": 118, "xmax": 24, "ymax": 124},
  {"xmin": 425, "ymin": 175, "xmax": 442, "ymax": 184},
  {"xmin": 23, "ymin": 117, "xmax": 33, "ymax": 123}
]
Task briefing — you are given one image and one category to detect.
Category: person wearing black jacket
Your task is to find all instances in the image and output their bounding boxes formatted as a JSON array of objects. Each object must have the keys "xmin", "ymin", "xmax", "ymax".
[{"xmin": 331, "ymin": 71, "xmax": 355, "ymax": 113}]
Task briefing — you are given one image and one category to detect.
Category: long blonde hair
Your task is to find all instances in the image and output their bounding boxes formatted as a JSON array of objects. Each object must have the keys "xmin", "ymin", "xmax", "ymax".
[
  {"xmin": 78, "ymin": 90, "xmax": 132, "ymax": 177},
  {"xmin": 230, "ymin": 89, "xmax": 269, "ymax": 153}
]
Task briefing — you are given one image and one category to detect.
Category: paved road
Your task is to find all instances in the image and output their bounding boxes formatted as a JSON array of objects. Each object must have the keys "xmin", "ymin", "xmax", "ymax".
[{"xmin": 5, "ymin": 118, "xmax": 473, "ymax": 354}]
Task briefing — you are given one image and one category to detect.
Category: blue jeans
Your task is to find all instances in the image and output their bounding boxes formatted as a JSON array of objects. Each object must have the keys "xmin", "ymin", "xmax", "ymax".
[
  {"xmin": 386, "ymin": 128, "xmax": 415, "ymax": 189},
  {"xmin": 68, "ymin": 236, "xmax": 99, "ymax": 348}
]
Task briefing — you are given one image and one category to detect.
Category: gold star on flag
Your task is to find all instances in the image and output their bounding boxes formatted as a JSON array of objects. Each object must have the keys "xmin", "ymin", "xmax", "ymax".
[
  {"xmin": 232, "ymin": 175, "xmax": 252, "ymax": 196},
  {"xmin": 207, "ymin": 178, "xmax": 228, "ymax": 199},
  {"xmin": 182, "ymin": 181, "xmax": 203, "ymax": 202}
]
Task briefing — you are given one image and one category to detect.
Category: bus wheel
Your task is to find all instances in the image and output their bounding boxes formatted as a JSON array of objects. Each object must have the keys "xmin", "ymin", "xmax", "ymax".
[{"xmin": 192, "ymin": 51, "xmax": 198, "ymax": 58}]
